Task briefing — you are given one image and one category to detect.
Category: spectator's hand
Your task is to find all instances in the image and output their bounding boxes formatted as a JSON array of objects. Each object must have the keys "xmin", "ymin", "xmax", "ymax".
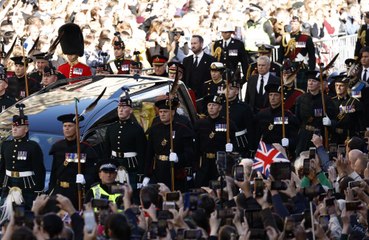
[
  {"xmin": 291, "ymin": 172, "xmax": 301, "ymax": 188},
  {"xmin": 137, "ymin": 208, "xmax": 147, "ymax": 231},
  {"xmin": 310, "ymin": 158, "xmax": 322, "ymax": 174},
  {"xmin": 328, "ymin": 166, "xmax": 337, "ymax": 184},
  {"xmin": 109, "ymin": 201, "xmax": 118, "ymax": 213},
  {"xmin": 272, "ymin": 143, "xmax": 288, "ymax": 158},
  {"xmin": 341, "ymin": 208, "xmax": 350, "ymax": 234},
  {"xmin": 334, "ymin": 153, "xmax": 350, "ymax": 177},
  {"xmin": 225, "ymin": 176, "xmax": 235, "ymax": 200},
  {"xmin": 168, "ymin": 207, "xmax": 187, "ymax": 228},
  {"xmin": 255, "ymin": 188, "xmax": 269, "ymax": 209},
  {"xmin": 209, "ymin": 210, "xmax": 221, "ymax": 236},
  {"xmin": 266, "ymin": 226, "xmax": 279, "ymax": 240},
  {"xmin": 314, "ymin": 222, "xmax": 328, "ymax": 239},
  {"xmin": 56, "ymin": 194, "xmax": 76, "ymax": 215},
  {"xmin": 311, "ymin": 134, "xmax": 323, "ymax": 148},
  {"xmin": 238, "ymin": 214, "xmax": 251, "ymax": 240},
  {"xmin": 83, "ymin": 224, "xmax": 97, "ymax": 240},
  {"xmin": 232, "ymin": 209, "xmax": 243, "ymax": 234},
  {"xmin": 235, "ymin": 174, "xmax": 252, "ymax": 198},
  {"xmin": 364, "ymin": 162, "xmax": 369, "ymax": 179},
  {"xmin": 123, "ymin": 183, "xmax": 133, "ymax": 209},
  {"xmin": 31, "ymin": 194, "xmax": 49, "ymax": 215},
  {"xmin": 280, "ymin": 179, "xmax": 297, "ymax": 198},
  {"xmin": 158, "ymin": 183, "xmax": 171, "ymax": 197}
]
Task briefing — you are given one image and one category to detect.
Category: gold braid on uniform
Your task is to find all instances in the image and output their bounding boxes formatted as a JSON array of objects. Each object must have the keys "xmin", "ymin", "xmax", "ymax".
[
  {"xmin": 282, "ymin": 35, "xmax": 296, "ymax": 57},
  {"xmin": 337, "ymin": 98, "xmax": 356, "ymax": 121},
  {"xmin": 213, "ymin": 47, "xmax": 222, "ymax": 62},
  {"xmin": 359, "ymin": 30, "xmax": 366, "ymax": 47}
]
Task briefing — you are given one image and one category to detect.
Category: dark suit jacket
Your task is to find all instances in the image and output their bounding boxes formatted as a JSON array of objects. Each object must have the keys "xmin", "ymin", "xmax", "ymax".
[
  {"xmin": 245, "ymin": 73, "xmax": 280, "ymax": 113},
  {"xmin": 357, "ymin": 67, "xmax": 369, "ymax": 127},
  {"xmin": 212, "ymin": 38, "xmax": 249, "ymax": 77},
  {"xmin": 183, "ymin": 53, "xmax": 215, "ymax": 99}
]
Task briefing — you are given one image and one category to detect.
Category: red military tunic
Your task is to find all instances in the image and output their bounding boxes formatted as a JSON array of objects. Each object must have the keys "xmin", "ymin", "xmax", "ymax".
[{"xmin": 58, "ymin": 62, "xmax": 92, "ymax": 83}]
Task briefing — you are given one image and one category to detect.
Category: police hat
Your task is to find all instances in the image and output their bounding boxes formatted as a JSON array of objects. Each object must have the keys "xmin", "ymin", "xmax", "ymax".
[
  {"xmin": 256, "ymin": 43, "xmax": 274, "ymax": 54},
  {"xmin": 43, "ymin": 66, "xmax": 57, "ymax": 76},
  {"xmin": 155, "ymin": 96, "xmax": 180, "ymax": 109},
  {"xmin": 204, "ymin": 94, "xmax": 224, "ymax": 105},
  {"xmin": 344, "ymin": 58, "xmax": 355, "ymax": 68},
  {"xmin": 33, "ymin": 52, "xmax": 50, "ymax": 62},
  {"xmin": 10, "ymin": 56, "xmax": 33, "ymax": 66},
  {"xmin": 99, "ymin": 161, "xmax": 117, "ymax": 172},
  {"xmin": 305, "ymin": 70, "xmax": 326, "ymax": 81},
  {"xmin": 265, "ymin": 83, "xmax": 282, "ymax": 93},
  {"xmin": 151, "ymin": 55, "xmax": 168, "ymax": 66},
  {"xmin": 168, "ymin": 62, "xmax": 184, "ymax": 74},
  {"xmin": 13, "ymin": 104, "xmax": 28, "ymax": 126},
  {"xmin": 210, "ymin": 62, "xmax": 225, "ymax": 71},
  {"xmin": 248, "ymin": 3, "xmax": 263, "ymax": 11},
  {"xmin": 57, "ymin": 114, "xmax": 84, "ymax": 123}
]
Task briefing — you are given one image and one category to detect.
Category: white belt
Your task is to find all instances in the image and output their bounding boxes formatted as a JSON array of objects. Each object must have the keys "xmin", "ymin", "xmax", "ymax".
[
  {"xmin": 235, "ymin": 129, "xmax": 247, "ymax": 137},
  {"xmin": 112, "ymin": 151, "xmax": 137, "ymax": 158},
  {"xmin": 6, "ymin": 170, "xmax": 34, "ymax": 178}
]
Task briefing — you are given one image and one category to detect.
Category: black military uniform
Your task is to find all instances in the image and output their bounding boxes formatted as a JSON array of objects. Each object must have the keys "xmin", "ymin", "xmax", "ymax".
[
  {"xmin": 331, "ymin": 74, "xmax": 364, "ymax": 145},
  {"xmin": 221, "ymin": 78, "xmax": 255, "ymax": 157},
  {"xmin": 295, "ymin": 71, "xmax": 338, "ymax": 155},
  {"xmin": 255, "ymin": 83, "xmax": 300, "ymax": 156},
  {"xmin": 7, "ymin": 56, "xmax": 41, "ymax": 100},
  {"xmin": 104, "ymin": 94, "xmax": 146, "ymax": 189},
  {"xmin": 0, "ymin": 68, "xmax": 16, "ymax": 111},
  {"xmin": 0, "ymin": 104, "xmax": 45, "ymax": 209},
  {"xmin": 29, "ymin": 52, "xmax": 50, "ymax": 83},
  {"xmin": 48, "ymin": 114, "xmax": 98, "ymax": 209},
  {"xmin": 145, "ymin": 98, "xmax": 194, "ymax": 191},
  {"xmin": 354, "ymin": 12, "xmax": 369, "ymax": 58},
  {"xmin": 204, "ymin": 62, "xmax": 226, "ymax": 96},
  {"xmin": 194, "ymin": 95, "xmax": 237, "ymax": 187},
  {"xmin": 245, "ymin": 44, "xmax": 281, "ymax": 82}
]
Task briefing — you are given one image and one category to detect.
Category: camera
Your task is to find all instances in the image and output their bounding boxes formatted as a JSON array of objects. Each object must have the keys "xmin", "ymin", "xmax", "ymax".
[
  {"xmin": 254, "ymin": 178, "xmax": 264, "ymax": 198},
  {"xmin": 233, "ymin": 165, "xmax": 244, "ymax": 181},
  {"xmin": 217, "ymin": 208, "xmax": 235, "ymax": 219},
  {"xmin": 216, "ymin": 151, "xmax": 227, "ymax": 172},
  {"xmin": 162, "ymin": 201, "xmax": 176, "ymax": 210},
  {"xmin": 184, "ymin": 229, "xmax": 202, "ymax": 239},
  {"xmin": 348, "ymin": 181, "xmax": 362, "ymax": 189},
  {"xmin": 285, "ymin": 217, "xmax": 295, "ymax": 238},
  {"xmin": 271, "ymin": 181, "xmax": 287, "ymax": 190},
  {"xmin": 337, "ymin": 144, "xmax": 346, "ymax": 156},
  {"xmin": 270, "ymin": 162, "xmax": 291, "ymax": 180},
  {"xmin": 209, "ymin": 180, "xmax": 225, "ymax": 190},
  {"xmin": 158, "ymin": 219, "xmax": 168, "ymax": 237},
  {"xmin": 346, "ymin": 201, "xmax": 361, "ymax": 211},
  {"xmin": 13, "ymin": 204, "xmax": 25, "ymax": 225},
  {"xmin": 309, "ymin": 147, "xmax": 316, "ymax": 159},
  {"xmin": 303, "ymin": 158, "xmax": 310, "ymax": 176},
  {"xmin": 166, "ymin": 191, "xmax": 180, "ymax": 201},
  {"xmin": 329, "ymin": 143, "xmax": 337, "ymax": 159},
  {"xmin": 91, "ymin": 198, "xmax": 110, "ymax": 209},
  {"xmin": 184, "ymin": 193, "xmax": 198, "ymax": 211}
]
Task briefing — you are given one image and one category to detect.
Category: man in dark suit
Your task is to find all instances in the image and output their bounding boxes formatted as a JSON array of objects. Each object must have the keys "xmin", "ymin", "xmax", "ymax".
[
  {"xmin": 354, "ymin": 12, "xmax": 369, "ymax": 58},
  {"xmin": 245, "ymin": 55, "xmax": 280, "ymax": 113},
  {"xmin": 212, "ymin": 23, "xmax": 249, "ymax": 84},
  {"xmin": 183, "ymin": 35, "xmax": 215, "ymax": 100}
]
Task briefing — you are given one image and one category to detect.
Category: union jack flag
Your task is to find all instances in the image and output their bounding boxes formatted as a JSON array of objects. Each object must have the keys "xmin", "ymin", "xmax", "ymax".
[{"xmin": 252, "ymin": 141, "xmax": 289, "ymax": 177}]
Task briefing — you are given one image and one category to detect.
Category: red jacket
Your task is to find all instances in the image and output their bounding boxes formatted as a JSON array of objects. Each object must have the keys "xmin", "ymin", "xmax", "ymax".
[{"xmin": 58, "ymin": 62, "xmax": 92, "ymax": 83}]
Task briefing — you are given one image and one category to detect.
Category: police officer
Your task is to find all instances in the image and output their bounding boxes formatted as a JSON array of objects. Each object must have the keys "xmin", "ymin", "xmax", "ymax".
[
  {"xmin": 194, "ymin": 95, "xmax": 236, "ymax": 187},
  {"xmin": 104, "ymin": 91, "xmax": 146, "ymax": 190},
  {"xmin": 143, "ymin": 96, "xmax": 194, "ymax": 191},
  {"xmin": 295, "ymin": 71, "xmax": 338, "ymax": 155},
  {"xmin": 331, "ymin": 73, "xmax": 364, "ymax": 145},
  {"xmin": 149, "ymin": 55, "xmax": 169, "ymax": 77},
  {"xmin": 48, "ymin": 114, "xmax": 98, "ymax": 209},
  {"xmin": 7, "ymin": 56, "xmax": 41, "ymax": 100},
  {"xmin": 106, "ymin": 33, "xmax": 132, "ymax": 74},
  {"xmin": 0, "ymin": 104, "xmax": 45, "ymax": 209},
  {"xmin": 255, "ymin": 83, "xmax": 300, "ymax": 157},
  {"xmin": 245, "ymin": 43, "xmax": 282, "ymax": 82},
  {"xmin": 85, "ymin": 161, "xmax": 124, "ymax": 209},
  {"xmin": 282, "ymin": 60, "xmax": 304, "ymax": 113},
  {"xmin": 0, "ymin": 67, "xmax": 16, "ymax": 112},
  {"xmin": 222, "ymin": 72, "xmax": 255, "ymax": 157}
]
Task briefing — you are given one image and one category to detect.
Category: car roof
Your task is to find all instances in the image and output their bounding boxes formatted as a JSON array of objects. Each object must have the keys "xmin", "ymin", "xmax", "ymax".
[{"xmin": 0, "ymin": 75, "xmax": 181, "ymax": 138}]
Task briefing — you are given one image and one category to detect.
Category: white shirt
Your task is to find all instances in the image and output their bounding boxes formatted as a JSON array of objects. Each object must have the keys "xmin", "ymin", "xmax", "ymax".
[
  {"xmin": 256, "ymin": 72, "xmax": 270, "ymax": 94},
  {"xmin": 193, "ymin": 51, "xmax": 204, "ymax": 66},
  {"xmin": 223, "ymin": 39, "xmax": 231, "ymax": 48}
]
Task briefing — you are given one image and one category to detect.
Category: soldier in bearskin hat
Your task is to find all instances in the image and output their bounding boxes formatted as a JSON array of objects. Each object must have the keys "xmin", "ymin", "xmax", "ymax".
[{"xmin": 57, "ymin": 23, "xmax": 92, "ymax": 81}]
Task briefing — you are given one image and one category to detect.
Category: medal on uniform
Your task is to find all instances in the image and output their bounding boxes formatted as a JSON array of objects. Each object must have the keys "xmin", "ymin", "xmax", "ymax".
[
  {"xmin": 161, "ymin": 138, "xmax": 167, "ymax": 146},
  {"xmin": 314, "ymin": 108, "xmax": 323, "ymax": 117},
  {"xmin": 17, "ymin": 151, "xmax": 27, "ymax": 160},
  {"xmin": 209, "ymin": 131, "xmax": 215, "ymax": 139},
  {"xmin": 72, "ymin": 68, "xmax": 83, "ymax": 75},
  {"xmin": 268, "ymin": 124, "xmax": 274, "ymax": 130}
]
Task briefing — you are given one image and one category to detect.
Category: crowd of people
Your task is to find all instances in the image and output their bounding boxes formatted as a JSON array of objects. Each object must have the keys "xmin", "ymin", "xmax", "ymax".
[{"xmin": 1, "ymin": 0, "xmax": 369, "ymax": 239}]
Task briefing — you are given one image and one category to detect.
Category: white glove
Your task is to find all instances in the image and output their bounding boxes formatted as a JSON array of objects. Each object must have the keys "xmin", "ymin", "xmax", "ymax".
[
  {"xmin": 281, "ymin": 138, "xmax": 289, "ymax": 147},
  {"xmin": 186, "ymin": 176, "xmax": 192, "ymax": 181},
  {"xmin": 142, "ymin": 177, "xmax": 150, "ymax": 187},
  {"xmin": 225, "ymin": 143, "xmax": 233, "ymax": 152},
  {"xmin": 322, "ymin": 116, "xmax": 331, "ymax": 126},
  {"xmin": 76, "ymin": 174, "xmax": 86, "ymax": 184},
  {"xmin": 169, "ymin": 152, "xmax": 178, "ymax": 163}
]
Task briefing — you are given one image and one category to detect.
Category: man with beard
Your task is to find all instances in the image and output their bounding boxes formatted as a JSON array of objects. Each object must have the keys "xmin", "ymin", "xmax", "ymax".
[{"xmin": 183, "ymin": 35, "xmax": 215, "ymax": 100}]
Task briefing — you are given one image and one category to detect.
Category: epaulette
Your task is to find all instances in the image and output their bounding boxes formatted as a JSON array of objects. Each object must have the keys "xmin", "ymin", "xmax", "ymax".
[
  {"xmin": 90, "ymin": 182, "xmax": 100, "ymax": 187},
  {"xmin": 204, "ymin": 80, "xmax": 212, "ymax": 84},
  {"xmin": 197, "ymin": 113, "xmax": 207, "ymax": 119},
  {"xmin": 331, "ymin": 96, "xmax": 338, "ymax": 100},
  {"xmin": 273, "ymin": 62, "xmax": 282, "ymax": 67}
]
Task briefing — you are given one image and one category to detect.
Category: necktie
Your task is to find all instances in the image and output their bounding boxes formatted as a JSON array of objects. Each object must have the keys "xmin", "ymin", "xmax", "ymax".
[
  {"xmin": 224, "ymin": 41, "xmax": 228, "ymax": 48},
  {"xmin": 364, "ymin": 69, "xmax": 368, "ymax": 82},
  {"xmin": 193, "ymin": 56, "xmax": 198, "ymax": 68},
  {"xmin": 259, "ymin": 75, "xmax": 264, "ymax": 95}
]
